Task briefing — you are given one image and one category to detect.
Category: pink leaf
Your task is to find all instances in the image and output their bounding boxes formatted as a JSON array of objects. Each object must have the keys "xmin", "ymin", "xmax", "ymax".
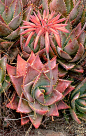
[
  {"xmin": 17, "ymin": 93, "xmax": 32, "ymax": 113},
  {"xmin": 29, "ymin": 101, "xmax": 49, "ymax": 115},
  {"xmin": 34, "ymin": 29, "xmax": 43, "ymax": 49},
  {"xmin": 55, "ymin": 79, "xmax": 72, "ymax": 93},
  {"xmin": 57, "ymin": 101, "xmax": 70, "ymax": 110},
  {"xmin": 45, "ymin": 31, "xmax": 50, "ymax": 53},
  {"xmin": 6, "ymin": 64, "xmax": 16, "ymax": 76},
  {"xmin": 25, "ymin": 32, "xmax": 34, "ymax": 47},
  {"xmin": 23, "ymin": 81, "xmax": 34, "ymax": 102},
  {"xmin": 21, "ymin": 113, "xmax": 29, "ymax": 125},
  {"xmin": 6, "ymin": 93, "xmax": 19, "ymax": 110},
  {"xmin": 17, "ymin": 54, "xmax": 27, "ymax": 76},
  {"xmin": 10, "ymin": 75, "xmax": 23, "ymax": 96},
  {"xmin": 70, "ymin": 109, "xmax": 81, "ymax": 124},
  {"xmin": 23, "ymin": 63, "xmax": 39, "ymax": 85},
  {"xmin": 29, "ymin": 113, "xmax": 43, "ymax": 129},
  {"xmin": 47, "ymin": 104, "xmax": 59, "ymax": 116}
]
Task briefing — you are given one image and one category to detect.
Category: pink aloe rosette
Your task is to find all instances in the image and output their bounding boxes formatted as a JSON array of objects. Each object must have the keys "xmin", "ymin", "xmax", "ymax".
[
  {"xmin": 20, "ymin": 10, "xmax": 69, "ymax": 54},
  {"xmin": 6, "ymin": 52, "xmax": 74, "ymax": 128}
]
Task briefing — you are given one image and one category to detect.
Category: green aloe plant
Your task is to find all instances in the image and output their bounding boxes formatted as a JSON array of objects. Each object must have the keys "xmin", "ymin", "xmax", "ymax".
[
  {"xmin": 70, "ymin": 78, "xmax": 86, "ymax": 124},
  {"xmin": 0, "ymin": 56, "xmax": 10, "ymax": 93},
  {"xmin": 0, "ymin": 0, "xmax": 23, "ymax": 62}
]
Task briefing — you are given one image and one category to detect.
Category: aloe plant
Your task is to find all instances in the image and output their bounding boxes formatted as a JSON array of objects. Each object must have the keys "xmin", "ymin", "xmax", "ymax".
[
  {"xmin": 56, "ymin": 22, "xmax": 86, "ymax": 78},
  {"xmin": 70, "ymin": 78, "xmax": 86, "ymax": 124},
  {"xmin": 20, "ymin": 10, "xmax": 69, "ymax": 53},
  {"xmin": 0, "ymin": 56, "xmax": 10, "ymax": 93},
  {"xmin": 6, "ymin": 52, "xmax": 74, "ymax": 128},
  {"xmin": 49, "ymin": 0, "xmax": 85, "ymax": 26},
  {"xmin": 0, "ymin": 0, "xmax": 23, "ymax": 62}
]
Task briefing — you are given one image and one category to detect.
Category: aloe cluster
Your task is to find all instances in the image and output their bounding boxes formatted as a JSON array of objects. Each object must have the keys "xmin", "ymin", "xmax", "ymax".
[{"xmin": 0, "ymin": 0, "xmax": 86, "ymax": 129}]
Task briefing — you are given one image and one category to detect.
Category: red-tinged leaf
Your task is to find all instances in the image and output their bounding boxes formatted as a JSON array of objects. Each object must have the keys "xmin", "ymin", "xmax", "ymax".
[
  {"xmin": 21, "ymin": 113, "xmax": 29, "ymax": 125},
  {"xmin": 64, "ymin": 39, "xmax": 79, "ymax": 55},
  {"xmin": 49, "ymin": 38, "xmax": 58, "ymax": 55},
  {"xmin": 25, "ymin": 32, "xmax": 34, "ymax": 47},
  {"xmin": 41, "ymin": 89, "xmax": 63, "ymax": 106},
  {"xmin": 45, "ymin": 64, "xmax": 58, "ymax": 85},
  {"xmin": 37, "ymin": 11, "xmax": 42, "ymax": 21},
  {"xmin": 6, "ymin": 93, "xmax": 19, "ymax": 110},
  {"xmin": 0, "ymin": 21, "xmax": 12, "ymax": 36},
  {"xmin": 43, "ymin": 10, "xmax": 46, "ymax": 20},
  {"xmin": 55, "ymin": 18, "xmax": 66, "ymax": 24},
  {"xmin": 29, "ymin": 113, "xmax": 43, "ymax": 129},
  {"xmin": 57, "ymin": 101, "xmax": 70, "ymax": 110},
  {"xmin": 53, "ymin": 24, "xmax": 68, "ymax": 27},
  {"xmin": 70, "ymin": 43, "xmax": 84, "ymax": 62},
  {"xmin": 72, "ymin": 65, "xmax": 84, "ymax": 73},
  {"xmin": 22, "ymin": 81, "xmax": 34, "ymax": 102},
  {"xmin": 78, "ymin": 31, "xmax": 85, "ymax": 45},
  {"xmin": 54, "ymin": 32, "xmax": 61, "ymax": 47},
  {"xmin": 57, "ymin": 27, "xmax": 69, "ymax": 33},
  {"xmin": 6, "ymin": 64, "xmax": 16, "ymax": 76},
  {"xmin": 23, "ymin": 21, "xmax": 36, "ymax": 27},
  {"xmin": 10, "ymin": 75, "xmax": 23, "ymax": 96},
  {"xmin": 2, "ymin": 6, "xmax": 12, "ymax": 24},
  {"xmin": 34, "ymin": 11, "xmax": 40, "ymax": 24},
  {"xmin": 17, "ymin": 55, "xmax": 27, "ymax": 76},
  {"xmin": 5, "ymin": 27, "xmax": 20, "ymax": 40},
  {"xmin": 69, "ymin": 0, "xmax": 80, "ymax": 21},
  {"xmin": 58, "ymin": 59, "xmax": 75, "ymax": 70},
  {"xmin": 20, "ymin": 28, "xmax": 36, "ymax": 35},
  {"xmin": 0, "ymin": 15, "xmax": 6, "ymax": 24},
  {"xmin": 32, "ymin": 55, "xmax": 44, "ymax": 70},
  {"xmin": 17, "ymin": 93, "xmax": 32, "ymax": 113},
  {"xmin": 55, "ymin": 79, "xmax": 72, "ymax": 93},
  {"xmin": 47, "ymin": 104, "xmax": 59, "ymax": 116},
  {"xmin": 13, "ymin": 0, "xmax": 23, "ymax": 16},
  {"xmin": 49, "ymin": 0, "xmax": 67, "ymax": 17},
  {"xmin": 45, "ymin": 31, "xmax": 50, "ymax": 53},
  {"xmin": 48, "ymin": 12, "xmax": 55, "ymax": 20},
  {"xmin": 48, "ymin": 14, "xmax": 61, "ymax": 24},
  {"xmin": 32, "ymin": 72, "xmax": 50, "ymax": 91},
  {"xmin": 24, "ymin": 63, "xmax": 39, "ymax": 85},
  {"xmin": 34, "ymin": 29, "xmax": 43, "ymax": 49},
  {"xmin": 57, "ymin": 46, "xmax": 72, "ymax": 60},
  {"xmin": 8, "ymin": 13, "xmax": 22, "ymax": 30},
  {"xmin": 71, "ymin": 92, "xmax": 80, "ymax": 109},
  {"xmin": 29, "ymin": 101, "xmax": 49, "ymax": 115},
  {"xmin": 27, "ymin": 51, "xmax": 36, "ymax": 65},
  {"xmin": 70, "ymin": 109, "xmax": 81, "ymax": 124},
  {"xmin": 58, "ymin": 66, "xmax": 67, "ymax": 78},
  {"xmin": 35, "ymin": 88, "xmax": 45, "ymax": 103},
  {"xmin": 63, "ymin": 85, "xmax": 75, "ymax": 97},
  {"xmin": 49, "ymin": 28, "xmax": 59, "ymax": 35}
]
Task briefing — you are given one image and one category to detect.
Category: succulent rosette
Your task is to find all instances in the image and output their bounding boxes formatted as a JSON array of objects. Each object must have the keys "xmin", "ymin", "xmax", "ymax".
[
  {"xmin": 6, "ymin": 52, "xmax": 74, "ymax": 128},
  {"xmin": 0, "ymin": 0, "xmax": 23, "ymax": 57},
  {"xmin": 70, "ymin": 78, "xmax": 86, "ymax": 124},
  {"xmin": 49, "ymin": 0, "xmax": 85, "ymax": 26},
  {"xmin": 0, "ymin": 0, "xmax": 23, "ymax": 40},
  {"xmin": 57, "ymin": 22, "xmax": 85, "ymax": 75},
  {"xmin": 0, "ymin": 56, "xmax": 10, "ymax": 93},
  {"xmin": 20, "ymin": 9, "xmax": 69, "ymax": 54}
]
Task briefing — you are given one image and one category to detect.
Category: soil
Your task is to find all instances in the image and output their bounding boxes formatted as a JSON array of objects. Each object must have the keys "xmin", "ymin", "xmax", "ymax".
[{"xmin": 0, "ymin": 112, "xmax": 86, "ymax": 136}]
